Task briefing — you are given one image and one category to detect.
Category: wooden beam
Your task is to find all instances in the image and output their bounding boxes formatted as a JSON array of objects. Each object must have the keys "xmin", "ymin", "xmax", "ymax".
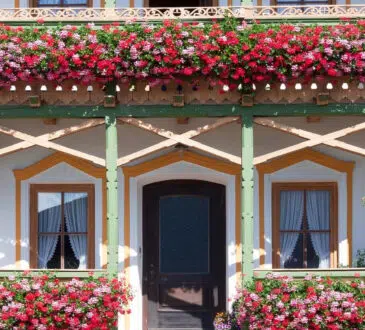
[
  {"xmin": 0, "ymin": 119, "xmax": 105, "ymax": 158},
  {"xmin": 253, "ymin": 118, "xmax": 365, "ymax": 164},
  {"xmin": 117, "ymin": 117, "xmax": 239, "ymax": 166},
  {"xmin": 0, "ymin": 125, "xmax": 105, "ymax": 166},
  {"xmin": 119, "ymin": 117, "xmax": 241, "ymax": 165},
  {"xmin": 0, "ymin": 103, "xmax": 363, "ymax": 119}
]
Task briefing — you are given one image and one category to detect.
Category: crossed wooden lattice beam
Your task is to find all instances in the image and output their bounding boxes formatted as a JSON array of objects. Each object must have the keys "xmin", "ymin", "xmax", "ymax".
[
  {"xmin": 253, "ymin": 118, "xmax": 365, "ymax": 164},
  {"xmin": 0, "ymin": 116, "xmax": 364, "ymax": 167},
  {"xmin": 0, "ymin": 119, "xmax": 106, "ymax": 166}
]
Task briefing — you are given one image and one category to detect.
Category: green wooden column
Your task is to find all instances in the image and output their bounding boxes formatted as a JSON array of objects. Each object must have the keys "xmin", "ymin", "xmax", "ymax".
[
  {"xmin": 241, "ymin": 113, "xmax": 254, "ymax": 283},
  {"xmin": 106, "ymin": 114, "xmax": 119, "ymax": 276}
]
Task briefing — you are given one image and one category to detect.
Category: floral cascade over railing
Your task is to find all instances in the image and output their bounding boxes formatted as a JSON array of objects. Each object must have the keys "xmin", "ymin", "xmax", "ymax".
[
  {"xmin": 0, "ymin": 272, "xmax": 133, "ymax": 329},
  {"xmin": 1, "ymin": 18, "xmax": 365, "ymax": 92},
  {"xmin": 214, "ymin": 273, "xmax": 365, "ymax": 330}
]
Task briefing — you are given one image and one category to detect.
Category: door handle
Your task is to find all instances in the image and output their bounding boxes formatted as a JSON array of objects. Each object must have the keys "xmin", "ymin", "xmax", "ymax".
[{"xmin": 160, "ymin": 275, "xmax": 168, "ymax": 282}]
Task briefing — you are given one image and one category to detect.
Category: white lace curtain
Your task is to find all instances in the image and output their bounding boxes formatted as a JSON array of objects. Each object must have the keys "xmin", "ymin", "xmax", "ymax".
[
  {"xmin": 38, "ymin": 193, "xmax": 62, "ymax": 269},
  {"xmin": 64, "ymin": 193, "xmax": 88, "ymax": 269},
  {"xmin": 306, "ymin": 191, "xmax": 331, "ymax": 268},
  {"xmin": 279, "ymin": 191, "xmax": 304, "ymax": 268}
]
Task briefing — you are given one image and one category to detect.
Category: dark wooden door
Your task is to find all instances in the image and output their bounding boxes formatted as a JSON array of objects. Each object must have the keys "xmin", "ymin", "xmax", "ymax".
[{"xmin": 143, "ymin": 180, "xmax": 226, "ymax": 330}]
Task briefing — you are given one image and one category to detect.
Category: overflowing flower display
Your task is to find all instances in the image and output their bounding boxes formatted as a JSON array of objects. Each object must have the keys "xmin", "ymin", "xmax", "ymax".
[
  {"xmin": 214, "ymin": 273, "xmax": 365, "ymax": 330},
  {"xmin": 0, "ymin": 18, "xmax": 365, "ymax": 91},
  {"xmin": 0, "ymin": 272, "xmax": 133, "ymax": 329}
]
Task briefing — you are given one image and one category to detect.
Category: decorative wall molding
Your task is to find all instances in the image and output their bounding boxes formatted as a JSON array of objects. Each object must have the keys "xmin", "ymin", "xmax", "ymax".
[
  {"xmin": 2, "ymin": 78, "xmax": 365, "ymax": 107},
  {"xmin": 0, "ymin": 5, "xmax": 364, "ymax": 22}
]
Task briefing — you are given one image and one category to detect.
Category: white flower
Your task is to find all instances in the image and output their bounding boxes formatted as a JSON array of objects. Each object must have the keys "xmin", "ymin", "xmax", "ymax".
[
  {"xmin": 223, "ymin": 85, "xmax": 229, "ymax": 92},
  {"xmin": 145, "ymin": 85, "xmax": 151, "ymax": 92},
  {"xmin": 129, "ymin": 85, "xmax": 136, "ymax": 92}
]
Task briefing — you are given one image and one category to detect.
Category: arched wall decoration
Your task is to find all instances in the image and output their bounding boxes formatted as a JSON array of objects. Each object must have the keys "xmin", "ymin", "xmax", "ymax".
[
  {"xmin": 13, "ymin": 152, "xmax": 107, "ymax": 268},
  {"xmin": 256, "ymin": 148, "xmax": 355, "ymax": 267}
]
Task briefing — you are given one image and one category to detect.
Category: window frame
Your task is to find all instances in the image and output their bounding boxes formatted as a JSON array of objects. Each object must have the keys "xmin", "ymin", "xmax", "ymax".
[
  {"xmin": 272, "ymin": 182, "xmax": 338, "ymax": 269},
  {"xmin": 31, "ymin": 0, "xmax": 92, "ymax": 7},
  {"xmin": 29, "ymin": 184, "xmax": 95, "ymax": 269},
  {"xmin": 271, "ymin": 0, "xmax": 335, "ymax": 5}
]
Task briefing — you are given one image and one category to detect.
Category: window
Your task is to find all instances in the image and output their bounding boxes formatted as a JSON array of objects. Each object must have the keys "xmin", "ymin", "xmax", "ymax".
[
  {"xmin": 30, "ymin": 184, "xmax": 95, "ymax": 269},
  {"xmin": 145, "ymin": 0, "xmax": 218, "ymax": 7},
  {"xmin": 274, "ymin": 0, "xmax": 333, "ymax": 5},
  {"xmin": 33, "ymin": 0, "xmax": 90, "ymax": 7},
  {"xmin": 272, "ymin": 183, "xmax": 338, "ymax": 269}
]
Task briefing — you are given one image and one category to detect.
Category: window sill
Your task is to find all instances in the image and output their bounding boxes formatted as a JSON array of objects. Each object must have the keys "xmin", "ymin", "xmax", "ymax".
[{"xmin": 0, "ymin": 269, "xmax": 107, "ymax": 278}]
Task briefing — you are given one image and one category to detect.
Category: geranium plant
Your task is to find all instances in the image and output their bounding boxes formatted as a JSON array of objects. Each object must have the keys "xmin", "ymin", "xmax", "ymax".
[
  {"xmin": 0, "ymin": 18, "xmax": 365, "ymax": 91},
  {"xmin": 0, "ymin": 271, "xmax": 133, "ymax": 329},
  {"xmin": 215, "ymin": 273, "xmax": 365, "ymax": 330}
]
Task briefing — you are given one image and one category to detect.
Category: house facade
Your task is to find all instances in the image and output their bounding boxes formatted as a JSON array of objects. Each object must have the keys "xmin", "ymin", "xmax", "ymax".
[{"xmin": 0, "ymin": 1, "xmax": 365, "ymax": 330}]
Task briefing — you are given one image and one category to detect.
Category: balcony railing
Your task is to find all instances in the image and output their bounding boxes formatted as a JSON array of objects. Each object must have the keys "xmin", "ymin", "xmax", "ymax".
[{"xmin": 0, "ymin": 5, "xmax": 364, "ymax": 22}]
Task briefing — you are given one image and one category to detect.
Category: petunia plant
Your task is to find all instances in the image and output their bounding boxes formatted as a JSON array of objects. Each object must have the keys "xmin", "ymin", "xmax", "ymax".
[
  {"xmin": 214, "ymin": 273, "xmax": 365, "ymax": 330},
  {"xmin": 0, "ymin": 271, "xmax": 133, "ymax": 329}
]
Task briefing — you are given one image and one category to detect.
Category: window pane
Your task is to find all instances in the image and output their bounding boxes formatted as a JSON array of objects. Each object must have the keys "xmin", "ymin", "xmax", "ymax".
[
  {"xmin": 281, "ymin": 233, "xmax": 303, "ymax": 268},
  {"xmin": 309, "ymin": 233, "xmax": 330, "ymax": 268},
  {"xmin": 38, "ymin": 193, "xmax": 62, "ymax": 233},
  {"xmin": 37, "ymin": 0, "xmax": 61, "ymax": 4},
  {"xmin": 64, "ymin": 192, "xmax": 88, "ymax": 233},
  {"xmin": 279, "ymin": 190, "xmax": 304, "ymax": 231},
  {"xmin": 160, "ymin": 196, "xmax": 210, "ymax": 273},
  {"xmin": 306, "ymin": 190, "xmax": 330, "ymax": 230},
  {"xmin": 64, "ymin": 0, "xmax": 88, "ymax": 4},
  {"xmin": 65, "ymin": 235, "xmax": 87, "ymax": 269},
  {"xmin": 39, "ymin": 235, "xmax": 60, "ymax": 269}
]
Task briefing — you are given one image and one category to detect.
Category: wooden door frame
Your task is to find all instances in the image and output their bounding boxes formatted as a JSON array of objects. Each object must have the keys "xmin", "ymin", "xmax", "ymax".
[{"xmin": 142, "ymin": 180, "xmax": 226, "ymax": 330}]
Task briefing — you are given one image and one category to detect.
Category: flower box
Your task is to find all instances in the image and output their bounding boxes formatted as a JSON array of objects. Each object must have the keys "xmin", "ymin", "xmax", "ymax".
[
  {"xmin": 104, "ymin": 95, "xmax": 116, "ymax": 108},
  {"xmin": 28, "ymin": 95, "xmax": 41, "ymax": 108},
  {"xmin": 172, "ymin": 94, "xmax": 184, "ymax": 107},
  {"xmin": 241, "ymin": 94, "xmax": 254, "ymax": 107}
]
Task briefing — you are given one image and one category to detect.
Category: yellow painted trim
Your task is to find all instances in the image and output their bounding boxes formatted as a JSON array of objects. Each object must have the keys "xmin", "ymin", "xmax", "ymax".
[
  {"xmin": 13, "ymin": 152, "xmax": 107, "ymax": 268},
  {"xmin": 256, "ymin": 148, "xmax": 354, "ymax": 267},
  {"xmin": 122, "ymin": 150, "xmax": 241, "ymax": 329}
]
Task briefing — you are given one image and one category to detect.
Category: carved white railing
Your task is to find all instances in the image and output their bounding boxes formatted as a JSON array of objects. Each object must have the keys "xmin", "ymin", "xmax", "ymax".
[{"xmin": 0, "ymin": 5, "xmax": 365, "ymax": 22}]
